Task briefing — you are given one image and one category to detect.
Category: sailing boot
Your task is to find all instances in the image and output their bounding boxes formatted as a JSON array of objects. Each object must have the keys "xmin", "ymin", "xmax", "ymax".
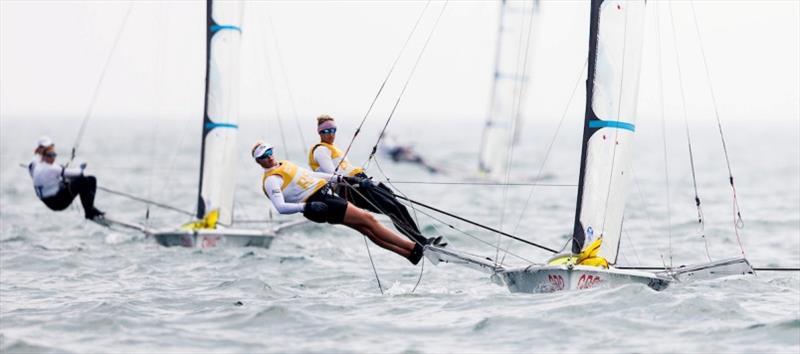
[{"xmin": 408, "ymin": 243, "xmax": 424, "ymax": 265}]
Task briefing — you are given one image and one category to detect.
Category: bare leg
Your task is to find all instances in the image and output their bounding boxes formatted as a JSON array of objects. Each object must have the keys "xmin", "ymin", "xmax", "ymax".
[{"xmin": 342, "ymin": 203, "xmax": 414, "ymax": 258}]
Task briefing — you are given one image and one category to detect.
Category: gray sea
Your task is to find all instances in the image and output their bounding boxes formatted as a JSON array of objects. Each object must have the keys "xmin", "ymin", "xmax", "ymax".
[{"xmin": 1, "ymin": 117, "xmax": 798, "ymax": 353}]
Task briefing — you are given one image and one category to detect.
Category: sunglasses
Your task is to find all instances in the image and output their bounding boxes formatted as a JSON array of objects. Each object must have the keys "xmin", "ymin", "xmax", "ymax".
[
  {"xmin": 44, "ymin": 152, "xmax": 57, "ymax": 158},
  {"xmin": 256, "ymin": 148, "xmax": 273, "ymax": 160},
  {"xmin": 319, "ymin": 128, "xmax": 337, "ymax": 135}
]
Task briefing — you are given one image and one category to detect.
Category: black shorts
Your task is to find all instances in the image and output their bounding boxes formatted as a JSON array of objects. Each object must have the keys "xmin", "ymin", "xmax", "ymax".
[{"xmin": 306, "ymin": 188, "xmax": 348, "ymax": 224}]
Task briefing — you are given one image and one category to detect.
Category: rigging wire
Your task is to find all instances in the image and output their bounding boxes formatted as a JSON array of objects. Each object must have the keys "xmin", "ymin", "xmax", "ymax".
[
  {"xmin": 494, "ymin": 59, "xmax": 587, "ymax": 265},
  {"xmin": 69, "ymin": 3, "xmax": 134, "ymax": 165},
  {"xmin": 654, "ymin": 2, "xmax": 674, "ymax": 268},
  {"xmin": 668, "ymin": 1, "xmax": 712, "ymax": 262},
  {"xmin": 254, "ymin": 14, "xmax": 291, "ymax": 159},
  {"xmin": 688, "ymin": 0, "xmax": 746, "ymax": 257},
  {"xmin": 335, "ymin": 0, "xmax": 433, "ymax": 174},
  {"xmin": 364, "ymin": 0, "xmax": 450, "ymax": 168},
  {"xmin": 264, "ymin": 9, "xmax": 309, "ymax": 157},
  {"xmin": 362, "ymin": 237, "xmax": 384, "ymax": 295},
  {"xmin": 495, "ymin": 0, "xmax": 538, "ymax": 269},
  {"xmin": 379, "ymin": 180, "xmax": 576, "ymax": 187},
  {"xmin": 98, "ymin": 186, "xmax": 194, "ymax": 216}
]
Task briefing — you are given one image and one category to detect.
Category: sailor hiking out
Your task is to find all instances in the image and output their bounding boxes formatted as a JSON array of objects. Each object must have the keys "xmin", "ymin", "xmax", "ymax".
[
  {"xmin": 253, "ymin": 141, "xmax": 427, "ymax": 265},
  {"xmin": 29, "ymin": 138, "xmax": 105, "ymax": 221},
  {"xmin": 308, "ymin": 115, "xmax": 445, "ymax": 247}
]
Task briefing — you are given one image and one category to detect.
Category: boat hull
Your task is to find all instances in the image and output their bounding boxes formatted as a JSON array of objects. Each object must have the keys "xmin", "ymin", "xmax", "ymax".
[
  {"xmin": 151, "ymin": 228, "xmax": 274, "ymax": 248},
  {"xmin": 498, "ymin": 265, "xmax": 671, "ymax": 293}
]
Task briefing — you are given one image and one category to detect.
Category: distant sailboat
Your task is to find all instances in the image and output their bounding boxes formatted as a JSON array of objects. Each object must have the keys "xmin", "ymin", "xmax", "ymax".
[
  {"xmin": 478, "ymin": 0, "xmax": 540, "ymax": 179},
  {"xmin": 426, "ymin": 0, "xmax": 753, "ymax": 293}
]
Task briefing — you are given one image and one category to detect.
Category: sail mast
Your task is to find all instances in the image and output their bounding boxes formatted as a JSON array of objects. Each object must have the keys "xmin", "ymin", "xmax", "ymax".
[
  {"xmin": 196, "ymin": 0, "xmax": 244, "ymax": 225},
  {"xmin": 571, "ymin": 0, "xmax": 647, "ymax": 262}
]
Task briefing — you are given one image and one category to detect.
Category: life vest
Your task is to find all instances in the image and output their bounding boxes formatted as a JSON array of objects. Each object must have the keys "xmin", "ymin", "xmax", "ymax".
[
  {"xmin": 308, "ymin": 142, "xmax": 364, "ymax": 177},
  {"xmin": 261, "ymin": 161, "xmax": 326, "ymax": 203}
]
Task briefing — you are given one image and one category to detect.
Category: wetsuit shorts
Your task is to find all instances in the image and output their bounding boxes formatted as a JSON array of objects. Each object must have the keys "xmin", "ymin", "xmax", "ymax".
[{"xmin": 305, "ymin": 187, "xmax": 348, "ymax": 224}]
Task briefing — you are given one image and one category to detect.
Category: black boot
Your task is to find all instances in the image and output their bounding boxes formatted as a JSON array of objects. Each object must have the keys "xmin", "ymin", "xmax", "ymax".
[{"xmin": 408, "ymin": 243, "xmax": 424, "ymax": 265}]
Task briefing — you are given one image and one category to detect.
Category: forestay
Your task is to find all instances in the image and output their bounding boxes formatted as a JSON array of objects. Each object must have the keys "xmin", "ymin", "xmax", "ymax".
[
  {"xmin": 571, "ymin": 0, "xmax": 646, "ymax": 263},
  {"xmin": 197, "ymin": 0, "xmax": 244, "ymax": 225}
]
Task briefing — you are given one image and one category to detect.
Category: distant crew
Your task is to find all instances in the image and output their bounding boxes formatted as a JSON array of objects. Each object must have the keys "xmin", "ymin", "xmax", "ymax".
[
  {"xmin": 378, "ymin": 132, "xmax": 440, "ymax": 173},
  {"xmin": 307, "ymin": 115, "xmax": 445, "ymax": 247},
  {"xmin": 253, "ymin": 141, "xmax": 426, "ymax": 265},
  {"xmin": 29, "ymin": 138, "xmax": 105, "ymax": 221}
]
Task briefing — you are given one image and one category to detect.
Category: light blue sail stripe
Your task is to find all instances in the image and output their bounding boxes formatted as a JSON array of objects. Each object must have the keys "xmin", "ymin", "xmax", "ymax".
[
  {"xmin": 210, "ymin": 25, "xmax": 241, "ymax": 33},
  {"xmin": 588, "ymin": 120, "xmax": 635, "ymax": 132},
  {"xmin": 205, "ymin": 122, "xmax": 238, "ymax": 130}
]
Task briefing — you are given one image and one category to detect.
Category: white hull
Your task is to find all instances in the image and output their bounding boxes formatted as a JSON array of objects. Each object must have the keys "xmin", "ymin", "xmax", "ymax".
[
  {"xmin": 424, "ymin": 246, "xmax": 754, "ymax": 294},
  {"xmin": 151, "ymin": 228, "xmax": 274, "ymax": 248},
  {"xmin": 498, "ymin": 265, "xmax": 670, "ymax": 293}
]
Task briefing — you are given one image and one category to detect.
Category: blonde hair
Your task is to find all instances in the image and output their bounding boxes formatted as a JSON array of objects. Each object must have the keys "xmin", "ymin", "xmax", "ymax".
[{"xmin": 316, "ymin": 114, "xmax": 334, "ymax": 126}]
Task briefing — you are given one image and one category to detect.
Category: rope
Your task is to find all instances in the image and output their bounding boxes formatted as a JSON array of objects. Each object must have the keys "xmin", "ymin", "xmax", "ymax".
[
  {"xmin": 654, "ymin": 2, "xmax": 674, "ymax": 268},
  {"xmin": 392, "ymin": 194, "xmax": 557, "ymax": 254},
  {"xmin": 668, "ymin": 1, "xmax": 711, "ymax": 262},
  {"xmin": 364, "ymin": 1, "xmax": 449, "ymax": 167},
  {"xmin": 362, "ymin": 236, "xmax": 384, "ymax": 295},
  {"xmin": 615, "ymin": 266, "xmax": 800, "ymax": 272},
  {"xmin": 380, "ymin": 180, "xmax": 576, "ymax": 187},
  {"xmin": 688, "ymin": 0, "xmax": 746, "ymax": 257},
  {"xmin": 335, "ymin": 0, "xmax": 433, "ymax": 174},
  {"xmin": 69, "ymin": 3, "xmax": 134, "ymax": 165}
]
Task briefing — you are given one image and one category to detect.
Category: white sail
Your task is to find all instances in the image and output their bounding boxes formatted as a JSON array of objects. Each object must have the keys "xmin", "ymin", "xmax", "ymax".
[
  {"xmin": 478, "ymin": 0, "xmax": 540, "ymax": 179},
  {"xmin": 571, "ymin": 0, "xmax": 646, "ymax": 263},
  {"xmin": 197, "ymin": 0, "xmax": 244, "ymax": 225}
]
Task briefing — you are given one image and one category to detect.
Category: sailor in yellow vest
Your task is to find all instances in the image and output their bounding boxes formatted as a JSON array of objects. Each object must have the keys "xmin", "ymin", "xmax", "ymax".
[
  {"xmin": 253, "ymin": 141, "xmax": 426, "ymax": 265},
  {"xmin": 309, "ymin": 115, "xmax": 445, "ymax": 248}
]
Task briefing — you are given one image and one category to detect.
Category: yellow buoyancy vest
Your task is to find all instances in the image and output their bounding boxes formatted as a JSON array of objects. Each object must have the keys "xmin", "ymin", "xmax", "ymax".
[
  {"xmin": 261, "ymin": 160, "xmax": 326, "ymax": 203},
  {"xmin": 308, "ymin": 142, "xmax": 364, "ymax": 177}
]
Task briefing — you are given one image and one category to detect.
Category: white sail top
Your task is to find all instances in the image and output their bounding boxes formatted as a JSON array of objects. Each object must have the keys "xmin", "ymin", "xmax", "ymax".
[
  {"xmin": 572, "ymin": 0, "xmax": 646, "ymax": 263},
  {"xmin": 197, "ymin": 0, "xmax": 244, "ymax": 225}
]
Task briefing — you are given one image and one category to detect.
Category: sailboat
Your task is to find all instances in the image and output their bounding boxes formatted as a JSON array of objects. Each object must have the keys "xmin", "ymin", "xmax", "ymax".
[
  {"xmin": 425, "ymin": 0, "xmax": 753, "ymax": 293},
  {"xmin": 478, "ymin": 0, "xmax": 540, "ymax": 179},
  {"xmin": 149, "ymin": 0, "xmax": 279, "ymax": 248}
]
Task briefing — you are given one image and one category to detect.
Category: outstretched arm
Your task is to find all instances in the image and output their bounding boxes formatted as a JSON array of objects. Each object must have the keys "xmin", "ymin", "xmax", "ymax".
[{"xmin": 264, "ymin": 176, "xmax": 305, "ymax": 214}]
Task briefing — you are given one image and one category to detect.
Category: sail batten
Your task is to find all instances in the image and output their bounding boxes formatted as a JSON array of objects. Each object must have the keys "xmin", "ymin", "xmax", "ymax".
[
  {"xmin": 196, "ymin": 0, "xmax": 244, "ymax": 225},
  {"xmin": 572, "ymin": 0, "xmax": 647, "ymax": 264}
]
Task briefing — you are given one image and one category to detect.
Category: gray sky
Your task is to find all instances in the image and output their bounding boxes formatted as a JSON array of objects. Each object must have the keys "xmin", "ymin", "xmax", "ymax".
[{"xmin": 1, "ymin": 0, "xmax": 798, "ymax": 126}]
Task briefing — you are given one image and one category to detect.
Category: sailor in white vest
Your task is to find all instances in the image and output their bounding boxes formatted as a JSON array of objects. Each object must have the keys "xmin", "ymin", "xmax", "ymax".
[
  {"xmin": 253, "ymin": 141, "xmax": 425, "ymax": 265},
  {"xmin": 308, "ymin": 115, "xmax": 445, "ymax": 247},
  {"xmin": 30, "ymin": 141, "xmax": 104, "ymax": 221}
]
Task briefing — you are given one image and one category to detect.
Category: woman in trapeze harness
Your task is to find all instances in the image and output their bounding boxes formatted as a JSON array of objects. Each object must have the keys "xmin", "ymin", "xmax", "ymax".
[
  {"xmin": 253, "ymin": 141, "xmax": 427, "ymax": 265},
  {"xmin": 307, "ymin": 115, "xmax": 445, "ymax": 248}
]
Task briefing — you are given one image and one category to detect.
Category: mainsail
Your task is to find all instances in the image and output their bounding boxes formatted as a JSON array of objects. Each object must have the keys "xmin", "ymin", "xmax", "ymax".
[
  {"xmin": 571, "ymin": 0, "xmax": 647, "ymax": 263},
  {"xmin": 478, "ymin": 0, "xmax": 540, "ymax": 178},
  {"xmin": 196, "ymin": 0, "xmax": 244, "ymax": 225}
]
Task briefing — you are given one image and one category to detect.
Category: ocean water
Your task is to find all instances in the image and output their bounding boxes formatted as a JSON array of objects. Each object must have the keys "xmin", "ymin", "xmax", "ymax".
[{"xmin": 1, "ymin": 117, "xmax": 798, "ymax": 353}]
